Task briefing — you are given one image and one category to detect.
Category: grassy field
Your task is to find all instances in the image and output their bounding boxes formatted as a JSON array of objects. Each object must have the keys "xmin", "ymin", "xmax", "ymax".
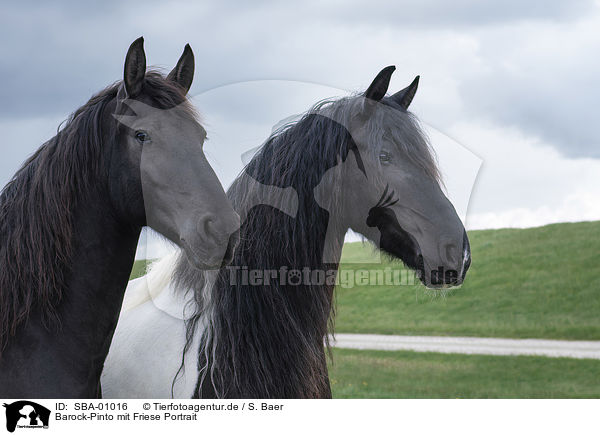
[
  {"xmin": 336, "ymin": 221, "xmax": 600, "ymax": 340},
  {"xmin": 329, "ymin": 348, "xmax": 600, "ymax": 398},
  {"xmin": 130, "ymin": 221, "xmax": 600, "ymax": 398},
  {"xmin": 131, "ymin": 221, "xmax": 600, "ymax": 340}
]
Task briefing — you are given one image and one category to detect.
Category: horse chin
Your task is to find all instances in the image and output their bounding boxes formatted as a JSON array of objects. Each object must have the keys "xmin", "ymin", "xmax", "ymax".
[
  {"xmin": 371, "ymin": 220, "xmax": 425, "ymax": 282},
  {"xmin": 180, "ymin": 233, "xmax": 238, "ymax": 270},
  {"xmin": 180, "ymin": 241, "xmax": 221, "ymax": 270}
]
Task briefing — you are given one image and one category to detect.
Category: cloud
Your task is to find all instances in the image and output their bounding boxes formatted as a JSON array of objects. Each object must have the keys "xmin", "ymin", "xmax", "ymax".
[
  {"xmin": 0, "ymin": 1, "xmax": 181, "ymax": 118},
  {"xmin": 468, "ymin": 191, "xmax": 600, "ymax": 229},
  {"xmin": 328, "ymin": 0, "xmax": 594, "ymax": 28},
  {"xmin": 446, "ymin": 121, "xmax": 600, "ymax": 229},
  {"xmin": 458, "ymin": 12, "xmax": 600, "ymax": 158}
]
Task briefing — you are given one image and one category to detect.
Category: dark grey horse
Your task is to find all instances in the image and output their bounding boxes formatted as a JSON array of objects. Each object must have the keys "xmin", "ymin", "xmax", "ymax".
[
  {"xmin": 0, "ymin": 38, "xmax": 239, "ymax": 398},
  {"xmin": 101, "ymin": 66, "xmax": 470, "ymax": 399}
]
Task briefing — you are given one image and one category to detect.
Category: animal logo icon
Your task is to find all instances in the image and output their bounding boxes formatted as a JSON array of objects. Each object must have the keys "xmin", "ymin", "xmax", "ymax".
[{"xmin": 3, "ymin": 401, "xmax": 50, "ymax": 433}]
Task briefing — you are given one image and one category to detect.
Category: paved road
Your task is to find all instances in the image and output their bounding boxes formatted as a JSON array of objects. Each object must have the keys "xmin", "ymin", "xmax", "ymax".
[{"xmin": 330, "ymin": 333, "xmax": 600, "ymax": 359}]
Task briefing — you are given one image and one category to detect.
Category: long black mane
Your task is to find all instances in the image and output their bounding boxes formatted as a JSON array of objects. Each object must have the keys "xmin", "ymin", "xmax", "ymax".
[{"xmin": 0, "ymin": 71, "xmax": 191, "ymax": 352}]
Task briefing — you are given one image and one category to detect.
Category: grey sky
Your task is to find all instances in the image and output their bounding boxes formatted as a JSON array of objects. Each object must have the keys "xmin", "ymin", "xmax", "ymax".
[{"xmin": 1, "ymin": 1, "xmax": 597, "ymax": 151}]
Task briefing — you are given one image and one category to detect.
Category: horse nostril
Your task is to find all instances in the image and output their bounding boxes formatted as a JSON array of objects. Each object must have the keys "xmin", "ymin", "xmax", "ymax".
[
  {"xmin": 198, "ymin": 215, "xmax": 218, "ymax": 243},
  {"xmin": 441, "ymin": 242, "xmax": 459, "ymax": 266},
  {"xmin": 198, "ymin": 213, "xmax": 241, "ymax": 248}
]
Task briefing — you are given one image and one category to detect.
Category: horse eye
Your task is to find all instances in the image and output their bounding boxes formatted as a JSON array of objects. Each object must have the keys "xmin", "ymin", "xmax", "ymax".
[
  {"xmin": 379, "ymin": 151, "xmax": 391, "ymax": 163},
  {"xmin": 135, "ymin": 131, "xmax": 150, "ymax": 143}
]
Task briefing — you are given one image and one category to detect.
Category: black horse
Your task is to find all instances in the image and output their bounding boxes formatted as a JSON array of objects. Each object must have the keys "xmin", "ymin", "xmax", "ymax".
[{"xmin": 0, "ymin": 38, "xmax": 239, "ymax": 398}]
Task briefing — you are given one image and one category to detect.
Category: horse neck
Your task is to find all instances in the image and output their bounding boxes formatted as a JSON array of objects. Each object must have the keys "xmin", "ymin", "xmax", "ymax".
[
  {"xmin": 0, "ymin": 184, "xmax": 141, "ymax": 398},
  {"xmin": 61, "ymin": 187, "xmax": 142, "ymax": 362}
]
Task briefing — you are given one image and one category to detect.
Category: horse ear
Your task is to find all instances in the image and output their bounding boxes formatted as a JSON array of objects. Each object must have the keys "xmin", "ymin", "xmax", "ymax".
[
  {"xmin": 391, "ymin": 75, "xmax": 419, "ymax": 110},
  {"xmin": 123, "ymin": 37, "xmax": 146, "ymax": 98},
  {"xmin": 167, "ymin": 44, "xmax": 195, "ymax": 94},
  {"xmin": 364, "ymin": 66, "xmax": 396, "ymax": 101},
  {"xmin": 361, "ymin": 66, "xmax": 395, "ymax": 118}
]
